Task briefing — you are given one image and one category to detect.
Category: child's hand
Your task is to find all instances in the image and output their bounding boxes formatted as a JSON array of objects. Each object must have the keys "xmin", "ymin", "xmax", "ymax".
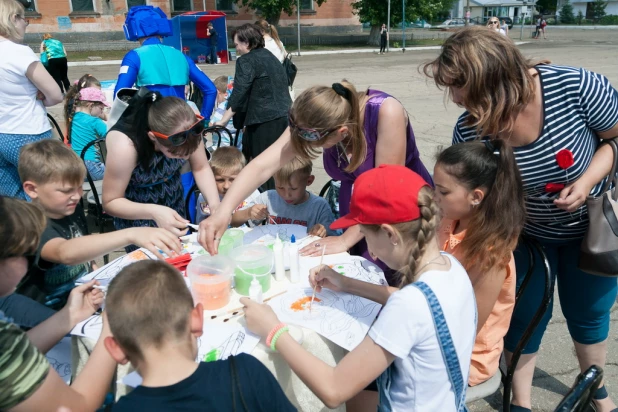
[
  {"xmin": 151, "ymin": 205, "xmax": 190, "ymax": 237},
  {"xmin": 300, "ymin": 236, "xmax": 348, "ymax": 257},
  {"xmin": 309, "ymin": 264, "xmax": 347, "ymax": 293},
  {"xmin": 128, "ymin": 227, "xmax": 182, "ymax": 259},
  {"xmin": 250, "ymin": 204, "xmax": 269, "ymax": 221},
  {"xmin": 63, "ymin": 280, "xmax": 105, "ymax": 327},
  {"xmin": 240, "ymin": 297, "xmax": 281, "ymax": 339},
  {"xmin": 308, "ymin": 224, "xmax": 327, "ymax": 238}
]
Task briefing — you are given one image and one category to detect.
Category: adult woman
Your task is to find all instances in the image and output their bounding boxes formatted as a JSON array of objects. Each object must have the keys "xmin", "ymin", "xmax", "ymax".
[
  {"xmin": 0, "ymin": 0, "xmax": 63, "ymax": 199},
  {"xmin": 40, "ymin": 33, "xmax": 70, "ymax": 94},
  {"xmin": 487, "ymin": 18, "xmax": 506, "ymax": 35},
  {"xmin": 423, "ymin": 27, "xmax": 618, "ymax": 412},
  {"xmin": 103, "ymin": 91, "xmax": 220, "ymax": 241},
  {"xmin": 215, "ymin": 23, "xmax": 291, "ymax": 190},
  {"xmin": 254, "ymin": 19, "xmax": 286, "ymax": 63},
  {"xmin": 379, "ymin": 23, "xmax": 388, "ymax": 54},
  {"xmin": 200, "ymin": 81, "xmax": 432, "ymax": 283}
]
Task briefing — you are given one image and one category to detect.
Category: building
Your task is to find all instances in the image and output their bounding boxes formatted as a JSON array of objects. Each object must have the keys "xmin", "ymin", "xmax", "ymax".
[
  {"xmin": 24, "ymin": 0, "xmax": 360, "ymax": 43},
  {"xmin": 556, "ymin": 0, "xmax": 618, "ymax": 19},
  {"xmin": 450, "ymin": 0, "xmax": 534, "ymax": 23}
]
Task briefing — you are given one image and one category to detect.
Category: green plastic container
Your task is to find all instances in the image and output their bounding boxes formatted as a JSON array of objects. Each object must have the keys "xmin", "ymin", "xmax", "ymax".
[
  {"xmin": 219, "ymin": 228, "xmax": 245, "ymax": 256},
  {"xmin": 232, "ymin": 245, "xmax": 273, "ymax": 296}
]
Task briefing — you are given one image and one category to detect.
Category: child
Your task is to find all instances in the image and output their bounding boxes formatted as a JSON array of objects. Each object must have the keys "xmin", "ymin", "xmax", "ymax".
[
  {"xmin": 196, "ymin": 146, "xmax": 265, "ymax": 226},
  {"xmin": 208, "ymin": 75, "xmax": 240, "ymax": 148},
  {"xmin": 434, "ymin": 140, "xmax": 525, "ymax": 386},
  {"xmin": 64, "ymin": 74, "xmax": 103, "ymax": 127},
  {"xmin": 16, "ymin": 140, "xmax": 182, "ymax": 311},
  {"xmin": 242, "ymin": 165, "xmax": 477, "ymax": 411},
  {"xmin": 253, "ymin": 157, "xmax": 339, "ymax": 237},
  {"xmin": 67, "ymin": 87, "xmax": 110, "ymax": 181},
  {"xmin": 0, "ymin": 196, "xmax": 116, "ymax": 412},
  {"xmin": 104, "ymin": 260, "xmax": 296, "ymax": 411}
]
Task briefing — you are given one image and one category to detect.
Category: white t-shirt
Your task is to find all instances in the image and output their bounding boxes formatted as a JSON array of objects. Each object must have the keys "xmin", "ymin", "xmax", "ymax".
[
  {"xmin": 368, "ymin": 254, "xmax": 476, "ymax": 412},
  {"xmin": 264, "ymin": 37, "xmax": 285, "ymax": 63},
  {"xmin": 0, "ymin": 40, "xmax": 50, "ymax": 135}
]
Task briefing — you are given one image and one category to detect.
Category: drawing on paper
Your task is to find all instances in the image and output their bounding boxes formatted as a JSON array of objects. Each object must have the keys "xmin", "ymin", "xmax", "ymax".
[
  {"xmin": 77, "ymin": 249, "xmax": 154, "ymax": 283},
  {"xmin": 243, "ymin": 224, "xmax": 307, "ymax": 245},
  {"xmin": 330, "ymin": 258, "xmax": 387, "ymax": 286},
  {"xmin": 202, "ymin": 330, "xmax": 245, "ymax": 362},
  {"xmin": 48, "ymin": 356, "xmax": 71, "ymax": 379},
  {"xmin": 79, "ymin": 314, "xmax": 103, "ymax": 339},
  {"xmin": 290, "ymin": 296, "xmax": 322, "ymax": 311},
  {"xmin": 45, "ymin": 337, "xmax": 72, "ymax": 383}
]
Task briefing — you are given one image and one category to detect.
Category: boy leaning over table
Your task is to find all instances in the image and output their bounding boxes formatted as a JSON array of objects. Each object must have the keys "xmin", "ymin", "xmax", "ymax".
[
  {"xmin": 104, "ymin": 259, "xmax": 296, "ymax": 411},
  {"xmin": 11, "ymin": 140, "xmax": 181, "ymax": 325}
]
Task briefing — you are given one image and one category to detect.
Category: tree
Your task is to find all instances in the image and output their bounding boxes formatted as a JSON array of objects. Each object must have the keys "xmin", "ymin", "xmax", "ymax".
[
  {"xmin": 559, "ymin": 0, "xmax": 575, "ymax": 23},
  {"xmin": 535, "ymin": 0, "xmax": 557, "ymax": 14},
  {"xmin": 577, "ymin": 9, "xmax": 584, "ymax": 24},
  {"xmin": 590, "ymin": 0, "xmax": 608, "ymax": 21},
  {"xmin": 233, "ymin": 0, "xmax": 327, "ymax": 26},
  {"xmin": 352, "ymin": 0, "xmax": 454, "ymax": 46}
]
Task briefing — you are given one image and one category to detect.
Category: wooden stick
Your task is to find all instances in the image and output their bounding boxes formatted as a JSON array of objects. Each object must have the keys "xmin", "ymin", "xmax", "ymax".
[
  {"xmin": 310, "ymin": 245, "xmax": 326, "ymax": 313},
  {"xmin": 210, "ymin": 290, "xmax": 287, "ymax": 320}
]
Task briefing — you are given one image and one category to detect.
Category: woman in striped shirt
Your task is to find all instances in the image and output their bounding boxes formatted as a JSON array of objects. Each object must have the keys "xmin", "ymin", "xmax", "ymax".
[{"xmin": 423, "ymin": 27, "xmax": 618, "ymax": 412}]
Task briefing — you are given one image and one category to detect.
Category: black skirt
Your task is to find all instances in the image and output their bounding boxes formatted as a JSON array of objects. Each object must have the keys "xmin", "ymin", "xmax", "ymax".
[{"xmin": 243, "ymin": 116, "xmax": 289, "ymax": 191}]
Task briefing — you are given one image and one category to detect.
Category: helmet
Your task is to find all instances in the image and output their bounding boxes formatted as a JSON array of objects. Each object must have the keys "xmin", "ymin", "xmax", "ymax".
[{"xmin": 123, "ymin": 5, "xmax": 173, "ymax": 42}]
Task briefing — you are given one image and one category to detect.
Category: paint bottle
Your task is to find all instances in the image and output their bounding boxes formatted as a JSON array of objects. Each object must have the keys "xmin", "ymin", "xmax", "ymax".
[
  {"xmin": 249, "ymin": 276, "xmax": 263, "ymax": 303},
  {"xmin": 289, "ymin": 235, "xmax": 300, "ymax": 283},
  {"xmin": 273, "ymin": 234, "xmax": 285, "ymax": 282}
]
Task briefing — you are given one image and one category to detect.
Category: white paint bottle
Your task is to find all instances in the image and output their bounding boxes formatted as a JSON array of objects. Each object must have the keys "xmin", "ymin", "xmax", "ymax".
[
  {"xmin": 273, "ymin": 234, "xmax": 285, "ymax": 282},
  {"xmin": 289, "ymin": 235, "xmax": 300, "ymax": 283},
  {"xmin": 249, "ymin": 276, "xmax": 263, "ymax": 303}
]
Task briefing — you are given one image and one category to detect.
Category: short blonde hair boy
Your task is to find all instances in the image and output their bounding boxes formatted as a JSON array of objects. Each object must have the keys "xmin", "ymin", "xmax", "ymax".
[
  {"xmin": 0, "ymin": 0, "xmax": 25, "ymax": 42},
  {"xmin": 210, "ymin": 146, "xmax": 246, "ymax": 176},
  {"xmin": 19, "ymin": 139, "xmax": 86, "ymax": 186},
  {"xmin": 274, "ymin": 157, "xmax": 313, "ymax": 185},
  {"xmin": 213, "ymin": 76, "xmax": 228, "ymax": 94}
]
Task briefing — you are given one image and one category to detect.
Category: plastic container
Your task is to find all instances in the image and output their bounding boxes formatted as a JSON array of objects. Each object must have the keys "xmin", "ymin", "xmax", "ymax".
[
  {"xmin": 232, "ymin": 245, "xmax": 273, "ymax": 296},
  {"xmin": 289, "ymin": 235, "xmax": 300, "ymax": 283},
  {"xmin": 219, "ymin": 228, "xmax": 245, "ymax": 256},
  {"xmin": 186, "ymin": 255, "xmax": 235, "ymax": 310},
  {"xmin": 273, "ymin": 235, "xmax": 285, "ymax": 281}
]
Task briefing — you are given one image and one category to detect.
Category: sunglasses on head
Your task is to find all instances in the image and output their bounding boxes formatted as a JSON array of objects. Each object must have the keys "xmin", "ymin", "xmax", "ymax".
[
  {"xmin": 288, "ymin": 112, "xmax": 339, "ymax": 142},
  {"xmin": 151, "ymin": 115, "xmax": 205, "ymax": 146}
]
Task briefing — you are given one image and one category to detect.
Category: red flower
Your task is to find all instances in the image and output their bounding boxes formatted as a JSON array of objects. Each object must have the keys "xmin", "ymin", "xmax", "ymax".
[
  {"xmin": 545, "ymin": 183, "xmax": 565, "ymax": 193},
  {"xmin": 556, "ymin": 149, "xmax": 574, "ymax": 169}
]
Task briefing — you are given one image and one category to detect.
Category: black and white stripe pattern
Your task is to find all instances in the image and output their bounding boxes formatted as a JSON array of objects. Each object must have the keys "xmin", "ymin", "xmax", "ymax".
[{"xmin": 453, "ymin": 65, "xmax": 618, "ymax": 240}]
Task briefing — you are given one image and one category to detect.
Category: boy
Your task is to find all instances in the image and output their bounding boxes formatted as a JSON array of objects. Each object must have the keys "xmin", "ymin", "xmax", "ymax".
[
  {"xmin": 208, "ymin": 75, "xmax": 240, "ymax": 148},
  {"xmin": 17, "ymin": 140, "xmax": 181, "ymax": 310},
  {"xmin": 196, "ymin": 146, "xmax": 267, "ymax": 226},
  {"xmin": 104, "ymin": 260, "xmax": 296, "ymax": 411},
  {"xmin": 254, "ymin": 157, "xmax": 340, "ymax": 237}
]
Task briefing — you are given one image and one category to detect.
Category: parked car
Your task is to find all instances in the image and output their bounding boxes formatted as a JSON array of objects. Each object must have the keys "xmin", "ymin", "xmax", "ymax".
[
  {"xmin": 435, "ymin": 19, "xmax": 476, "ymax": 30},
  {"xmin": 396, "ymin": 20, "xmax": 432, "ymax": 28}
]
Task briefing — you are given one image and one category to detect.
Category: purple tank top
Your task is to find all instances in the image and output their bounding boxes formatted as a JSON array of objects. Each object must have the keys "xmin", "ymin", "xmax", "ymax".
[{"xmin": 323, "ymin": 89, "xmax": 433, "ymax": 284}]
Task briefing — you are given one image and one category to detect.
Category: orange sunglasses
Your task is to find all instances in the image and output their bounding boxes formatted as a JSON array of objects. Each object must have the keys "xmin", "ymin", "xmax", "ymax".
[{"xmin": 151, "ymin": 115, "xmax": 205, "ymax": 146}]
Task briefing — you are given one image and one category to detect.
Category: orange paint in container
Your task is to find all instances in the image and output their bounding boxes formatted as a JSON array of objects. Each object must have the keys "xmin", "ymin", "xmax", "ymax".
[{"xmin": 186, "ymin": 255, "xmax": 235, "ymax": 310}]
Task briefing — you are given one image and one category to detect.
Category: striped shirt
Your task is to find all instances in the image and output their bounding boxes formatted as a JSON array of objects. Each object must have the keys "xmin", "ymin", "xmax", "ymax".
[{"xmin": 454, "ymin": 65, "xmax": 618, "ymax": 240}]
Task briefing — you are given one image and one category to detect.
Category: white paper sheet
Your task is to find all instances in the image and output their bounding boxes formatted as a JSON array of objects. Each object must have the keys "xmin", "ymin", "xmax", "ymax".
[
  {"xmin": 298, "ymin": 253, "xmax": 388, "ymax": 288},
  {"xmin": 76, "ymin": 249, "xmax": 157, "ymax": 287},
  {"xmin": 46, "ymin": 337, "xmax": 72, "ymax": 384},
  {"xmin": 70, "ymin": 313, "xmax": 103, "ymax": 341}
]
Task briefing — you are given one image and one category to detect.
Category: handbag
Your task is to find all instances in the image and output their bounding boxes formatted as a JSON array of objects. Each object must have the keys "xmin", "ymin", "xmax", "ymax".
[
  {"xmin": 282, "ymin": 53, "xmax": 297, "ymax": 87},
  {"xmin": 579, "ymin": 138, "xmax": 618, "ymax": 276},
  {"xmin": 106, "ymin": 87, "xmax": 151, "ymax": 130}
]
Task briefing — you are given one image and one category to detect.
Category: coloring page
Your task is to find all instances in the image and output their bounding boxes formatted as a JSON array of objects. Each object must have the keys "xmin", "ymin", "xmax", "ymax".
[
  {"xmin": 298, "ymin": 254, "xmax": 388, "ymax": 288},
  {"xmin": 243, "ymin": 224, "xmax": 307, "ymax": 245},
  {"xmin": 46, "ymin": 337, "xmax": 72, "ymax": 384},
  {"xmin": 70, "ymin": 313, "xmax": 103, "ymax": 341},
  {"xmin": 76, "ymin": 249, "xmax": 156, "ymax": 286}
]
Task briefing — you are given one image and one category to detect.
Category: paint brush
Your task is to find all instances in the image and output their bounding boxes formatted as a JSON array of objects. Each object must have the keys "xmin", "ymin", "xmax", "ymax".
[
  {"xmin": 210, "ymin": 290, "xmax": 287, "ymax": 320},
  {"xmin": 268, "ymin": 216, "xmax": 278, "ymax": 225},
  {"xmin": 310, "ymin": 245, "xmax": 326, "ymax": 313}
]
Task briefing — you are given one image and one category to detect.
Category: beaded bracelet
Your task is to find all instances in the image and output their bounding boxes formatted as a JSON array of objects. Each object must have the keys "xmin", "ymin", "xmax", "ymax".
[
  {"xmin": 265, "ymin": 323, "xmax": 286, "ymax": 347},
  {"xmin": 270, "ymin": 326, "xmax": 289, "ymax": 352}
]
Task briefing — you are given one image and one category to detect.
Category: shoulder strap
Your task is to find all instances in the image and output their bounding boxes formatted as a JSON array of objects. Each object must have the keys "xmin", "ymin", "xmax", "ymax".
[{"xmin": 411, "ymin": 281, "xmax": 469, "ymax": 412}]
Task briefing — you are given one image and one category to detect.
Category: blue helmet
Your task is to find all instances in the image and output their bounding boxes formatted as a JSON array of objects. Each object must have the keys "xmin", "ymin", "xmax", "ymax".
[{"xmin": 123, "ymin": 5, "xmax": 173, "ymax": 41}]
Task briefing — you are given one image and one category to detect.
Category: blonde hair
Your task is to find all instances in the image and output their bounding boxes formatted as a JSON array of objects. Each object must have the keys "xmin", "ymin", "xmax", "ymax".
[
  {"xmin": 0, "ymin": 196, "xmax": 46, "ymax": 260},
  {"xmin": 274, "ymin": 156, "xmax": 312, "ymax": 185},
  {"xmin": 0, "ymin": 0, "xmax": 25, "ymax": 42},
  {"xmin": 422, "ymin": 26, "xmax": 547, "ymax": 138},
  {"xmin": 290, "ymin": 81, "xmax": 366, "ymax": 172},
  {"xmin": 43, "ymin": 33, "xmax": 53, "ymax": 40},
  {"xmin": 106, "ymin": 261, "xmax": 195, "ymax": 363},
  {"xmin": 364, "ymin": 187, "xmax": 439, "ymax": 287},
  {"xmin": 213, "ymin": 75, "xmax": 228, "ymax": 94},
  {"xmin": 19, "ymin": 139, "xmax": 86, "ymax": 186},
  {"xmin": 210, "ymin": 146, "xmax": 246, "ymax": 176}
]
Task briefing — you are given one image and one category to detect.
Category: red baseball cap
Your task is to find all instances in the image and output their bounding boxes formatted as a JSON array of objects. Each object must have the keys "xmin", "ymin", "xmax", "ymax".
[{"xmin": 330, "ymin": 165, "xmax": 430, "ymax": 230}]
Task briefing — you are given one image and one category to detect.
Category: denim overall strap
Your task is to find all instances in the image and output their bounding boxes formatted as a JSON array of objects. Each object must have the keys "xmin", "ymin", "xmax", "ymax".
[
  {"xmin": 376, "ymin": 363, "xmax": 394, "ymax": 411},
  {"xmin": 412, "ymin": 281, "xmax": 468, "ymax": 412}
]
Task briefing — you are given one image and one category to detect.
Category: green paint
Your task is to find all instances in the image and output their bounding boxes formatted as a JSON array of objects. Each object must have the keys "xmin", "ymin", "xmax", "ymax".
[{"xmin": 204, "ymin": 348, "xmax": 220, "ymax": 362}]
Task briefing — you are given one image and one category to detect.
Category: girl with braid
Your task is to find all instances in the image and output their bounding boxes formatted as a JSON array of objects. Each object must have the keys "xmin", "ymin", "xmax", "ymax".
[
  {"xmin": 241, "ymin": 165, "xmax": 477, "ymax": 412},
  {"xmin": 63, "ymin": 74, "xmax": 103, "ymax": 130}
]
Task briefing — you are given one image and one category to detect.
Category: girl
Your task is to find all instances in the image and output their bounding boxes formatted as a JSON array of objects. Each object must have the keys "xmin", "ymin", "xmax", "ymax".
[
  {"xmin": 254, "ymin": 19, "xmax": 286, "ymax": 63},
  {"xmin": 40, "ymin": 33, "xmax": 70, "ymax": 93},
  {"xmin": 103, "ymin": 91, "xmax": 220, "ymax": 241},
  {"xmin": 241, "ymin": 165, "xmax": 477, "ymax": 411},
  {"xmin": 424, "ymin": 26, "xmax": 618, "ymax": 411},
  {"xmin": 67, "ymin": 87, "xmax": 110, "ymax": 181},
  {"xmin": 64, "ymin": 74, "xmax": 103, "ymax": 130},
  {"xmin": 202, "ymin": 81, "xmax": 432, "ymax": 284},
  {"xmin": 434, "ymin": 140, "xmax": 525, "ymax": 386}
]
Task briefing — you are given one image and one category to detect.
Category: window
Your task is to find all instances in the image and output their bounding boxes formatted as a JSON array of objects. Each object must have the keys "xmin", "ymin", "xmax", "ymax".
[
  {"xmin": 24, "ymin": 0, "xmax": 37, "ymax": 12},
  {"xmin": 71, "ymin": 0, "xmax": 95, "ymax": 12},
  {"xmin": 216, "ymin": 0, "xmax": 234, "ymax": 10},
  {"xmin": 172, "ymin": 0, "xmax": 192, "ymax": 12},
  {"xmin": 300, "ymin": 0, "xmax": 314, "ymax": 10},
  {"xmin": 127, "ymin": 0, "xmax": 146, "ymax": 8}
]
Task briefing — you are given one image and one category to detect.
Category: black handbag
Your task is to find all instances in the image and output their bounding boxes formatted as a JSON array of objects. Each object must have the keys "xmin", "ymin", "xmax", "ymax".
[{"xmin": 282, "ymin": 53, "xmax": 297, "ymax": 87}]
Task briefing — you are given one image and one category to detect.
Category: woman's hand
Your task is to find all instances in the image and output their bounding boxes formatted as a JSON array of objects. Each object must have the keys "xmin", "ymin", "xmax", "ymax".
[
  {"xmin": 128, "ymin": 227, "xmax": 182, "ymax": 259},
  {"xmin": 309, "ymin": 264, "xmax": 347, "ymax": 293},
  {"xmin": 554, "ymin": 180, "xmax": 593, "ymax": 212},
  {"xmin": 63, "ymin": 281, "xmax": 105, "ymax": 327},
  {"xmin": 150, "ymin": 205, "xmax": 190, "ymax": 237},
  {"xmin": 300, "ymin": 236, "xmax": 348, "ymax": 257},
  {"xmin": 308, "ymin": 224, "xmax": 327, "ymax": 238},
  {"xmin": 198, "ymin": 211, "xmax": 232, "ymax": 254},
  {"xmin": 240, "ymin": 297, "xmax": 281, "ymax": 339}
]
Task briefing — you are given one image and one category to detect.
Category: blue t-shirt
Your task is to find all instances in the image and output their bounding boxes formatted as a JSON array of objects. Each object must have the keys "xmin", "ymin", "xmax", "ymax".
[
  {"xmin": 71, "ymin": 112, "xmax": 107, "ymax": 162},
  {"xmin": 112, "ymin": 354, "xmax": 296, "ymax": 411}
]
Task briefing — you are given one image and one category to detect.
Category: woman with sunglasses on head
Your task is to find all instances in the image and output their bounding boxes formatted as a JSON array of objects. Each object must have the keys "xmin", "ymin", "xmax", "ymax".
[
  {"xmin": 103, "ymin": 91, "xmax": 220, "ymax": 243},
  {"xmin": 487, "ymin": 17, "xmax": 506, "ymax": 35},
  {"xmin": 200, "ymin": 81, "xmax": 432, "ymax": 284}
]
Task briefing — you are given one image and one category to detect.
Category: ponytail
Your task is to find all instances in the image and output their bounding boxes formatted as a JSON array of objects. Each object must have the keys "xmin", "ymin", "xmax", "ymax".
[
  {"xmin": 130, "ymin": 90, "xmax": 163, "ymax": 171},
  {"xmin": 66, "ymin": 93, "xmax": 80, "ymax": 144},
  {"xmin": 254, "ymin": 19, "xmax": 284, "ymax": 52},
  {"xmin": 436, "ymin": 140, "xmax": 525, "ymax": 271}
]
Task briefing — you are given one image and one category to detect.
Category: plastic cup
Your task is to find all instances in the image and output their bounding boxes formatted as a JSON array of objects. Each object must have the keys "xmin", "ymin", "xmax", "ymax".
[
  {"xmin": 219, "ymin": 229, "xmax": 245, "ymax": 255},
  {"xmin": 186, "ymin": 255, "xmax": 235, "ymax": 310},
  {"xmin": 231, "ymin": 245, "xmax": 273, "ymax": 296}
]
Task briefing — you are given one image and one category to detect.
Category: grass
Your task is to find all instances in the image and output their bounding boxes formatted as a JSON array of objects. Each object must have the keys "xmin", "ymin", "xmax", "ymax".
[{"xmin": 68, "ymin": 50, "xmax": 130, "ymax": 61}]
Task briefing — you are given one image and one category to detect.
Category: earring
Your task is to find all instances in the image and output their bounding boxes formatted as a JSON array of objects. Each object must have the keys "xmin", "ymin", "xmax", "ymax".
[{"xmin": 472, "ymin": 201, "xmax": 480, "ymax": 208}]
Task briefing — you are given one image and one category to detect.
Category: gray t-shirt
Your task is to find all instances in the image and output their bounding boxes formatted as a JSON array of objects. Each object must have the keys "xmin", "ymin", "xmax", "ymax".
[{"xmin": 255, "ymin": 191, "xmax": 341, "ymax": 236}]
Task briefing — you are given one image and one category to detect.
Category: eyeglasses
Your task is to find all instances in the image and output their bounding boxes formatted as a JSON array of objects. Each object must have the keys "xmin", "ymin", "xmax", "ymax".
[
  {"xmin": 488, "ymin": 20, "xmax": 499, "ymax": 24},
  {"xmin": 288, "ymin": 111, "xmax": 339, "ymax": 142},
  {"xmin": 151, "ymin": 115, "xmax": 205, "ymax": 146},
  {"xmin": 16, "ymin": 14, "xmax": 29, "ymax": 25}
]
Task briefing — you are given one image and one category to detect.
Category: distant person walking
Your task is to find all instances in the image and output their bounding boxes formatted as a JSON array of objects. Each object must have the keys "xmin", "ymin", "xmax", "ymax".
[
  {"xmin": 207, "ymin": 21, "xmax": 218, "ymax": 64},
  {"xmin": 40, "ymin": 33, "xmax": 70, "ymax": 93},
  {"xmin": 501, "ymin": 19, "xmax": 509, "ymax": 35},
  {"xmin": 379, "ymin": 23, "xmax": 388, "ymax": 54},
  {"xmin": 535, "ymin": 16, "xmax": 547, "ymax": 39}
]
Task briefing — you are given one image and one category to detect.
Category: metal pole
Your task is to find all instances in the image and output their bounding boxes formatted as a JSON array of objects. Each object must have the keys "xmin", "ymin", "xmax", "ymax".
[
  {"xmin": 402, "ymin": 0, "xmax": 405, "ymax": 51},
  {"xmin": 297, "ymin": 0, "xmax": 301, "ymax": 56},
  {"xmin": 202, "ymin": 0, "xmax": 205, "ymax": 11},
  {"xmin": 519, "ymin": 1, "xmax": 527, "ymax": 40},
  {"xmin": 465, "ymin": 0, "xmax": 470, "ymax": 25},
  {"xmin": 387, "ymin": 0, "xmax": 391, "ymax": 52}
]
